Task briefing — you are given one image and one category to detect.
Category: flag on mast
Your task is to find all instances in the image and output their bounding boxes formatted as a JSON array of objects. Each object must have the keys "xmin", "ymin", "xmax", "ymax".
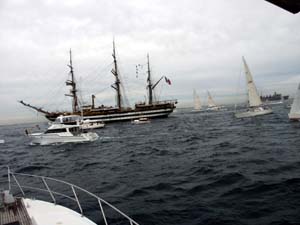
[{"xmin": 165, "ymin": 76, "xmax": 171, "ymax": 85}]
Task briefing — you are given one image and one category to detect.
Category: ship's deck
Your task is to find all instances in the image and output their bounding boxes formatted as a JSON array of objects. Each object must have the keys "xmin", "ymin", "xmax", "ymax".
[
  {"xmin": 0, "ymin": 198, "xmax": 32, "ymax": 225},
  {"xmin": 0, "ymin": 198, "xmax": 96, "ymax": 225}
]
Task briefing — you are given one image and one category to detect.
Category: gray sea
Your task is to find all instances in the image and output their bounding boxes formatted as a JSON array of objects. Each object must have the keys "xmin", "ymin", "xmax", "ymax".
[{"xmin": 0, "ymin": 104, "xmax": 299, "ymax": 225}]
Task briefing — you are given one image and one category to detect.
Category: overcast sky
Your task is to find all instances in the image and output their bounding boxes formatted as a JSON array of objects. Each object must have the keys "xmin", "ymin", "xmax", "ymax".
[{"xmin": 0, "ymin": 0, "xmax": 300, "ymax": 124}]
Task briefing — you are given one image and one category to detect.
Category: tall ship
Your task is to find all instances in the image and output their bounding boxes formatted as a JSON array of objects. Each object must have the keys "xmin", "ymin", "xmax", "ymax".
[{"xmin": 20, "ymin": 41, "xmax": 177, "ymax": 123}]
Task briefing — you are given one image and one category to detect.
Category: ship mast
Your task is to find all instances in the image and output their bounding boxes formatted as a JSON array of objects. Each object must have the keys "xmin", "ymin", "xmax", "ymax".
[
  {"xmin": 65, "ymin": 49, "xmax": 79, "ymax": 113},
  {"xmin": 111, "ymin": 40, "xmax": 122, "ymax": 109},
  {"xmin": 147, "ymin": 53, "xmax": 153, "ymax": 105}
]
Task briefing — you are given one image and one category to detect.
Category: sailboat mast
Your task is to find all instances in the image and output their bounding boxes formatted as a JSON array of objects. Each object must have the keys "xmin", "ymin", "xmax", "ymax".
[
  {"xmin": 111, "ymin": 40, "xmax": 122, "ymax": 109},
  {"xmin": 147, "ymin": 53, "xmax": 153, "ymax": 105},
  {"xmin": 66, "ymin": 49, "xmax": 78, "ymax": 113}
]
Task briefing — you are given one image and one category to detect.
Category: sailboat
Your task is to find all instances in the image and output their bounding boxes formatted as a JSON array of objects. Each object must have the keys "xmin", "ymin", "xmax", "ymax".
[
  {"xmin": 19, "ymin": 42, "xmax": 177, "ymax": 123},
  {"xmin": 235, "ymin": 57, "xmax": 273, "ymax": 118},
  {"xmin": 205, "ymin": 91, "xmax": 225, "ymax": 111},
  {"xmin": 192, "ymin": 89, "xmax": 203, "ymax": 112},
  {"xmin": 288, "ymin": 83, "xmax": 300, "ymax": 121}
]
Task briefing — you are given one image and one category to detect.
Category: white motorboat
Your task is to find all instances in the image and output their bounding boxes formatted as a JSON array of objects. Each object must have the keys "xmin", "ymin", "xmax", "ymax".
[
  {"xmin": 27, "ymin": 123, "xmax": 99, "ymax": 145},
  {"xmin": 235, "ymin": 57, "xmax": 273, "ymax": 118},
  {"xmin": 0, "ymin": 139, "xmax": 4, "ymax": 144},
  {"xmin": 288, "ymin": 83, "xmax": 300, "ymax": 121},
  {"xmin": 131, "ymin": 118, "xmax": 151, "ymax": 124},
  {"xmin": 0, "ymin": 167, "xmax": 139, "ymax": 225}
]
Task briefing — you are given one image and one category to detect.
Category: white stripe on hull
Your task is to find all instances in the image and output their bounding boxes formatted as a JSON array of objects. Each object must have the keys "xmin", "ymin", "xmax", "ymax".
[{"xmin": 83, "ymin": 108, "xmax": 173, "ymax": 122}]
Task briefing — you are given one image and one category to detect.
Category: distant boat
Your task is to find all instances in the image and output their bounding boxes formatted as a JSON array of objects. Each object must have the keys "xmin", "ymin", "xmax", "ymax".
[
  {"xmin": 235, "ymin": 57, "xmax": 273, "ymax": 118},
  {"xmin": 288, "ymin": 84, "xmax": 300, "ymax": 121},
  {"xmin": 0, "ymin": 139, "xmax": 4, "ymax": 144},
  {"xmin": 192, "ymin": 89, "xmax": 203, "ymax": 112},
  {"xmin": 80, "ymin": 119, "xmax": 105, "ymax": 130},
  {"xmin": 205, "ymin": 91, "xmax": 226, "ymax": 111},
  {"xmin": 260, "ymin": 92, "xmax": 287, "ymax": 105},
  {"xmin": 131, "ymin": 117, "xmax": 151, "ymax": 124},
  {"xmin": 53, "ymin": 115, "xmax": 105, "ymax": 130},
  {"xmin": 207, "ymin": 91, "xmax": 218, "ymax": 110}
]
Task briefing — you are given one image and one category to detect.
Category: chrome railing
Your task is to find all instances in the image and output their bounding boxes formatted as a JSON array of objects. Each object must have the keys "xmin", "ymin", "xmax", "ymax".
[{"xmin": 6, "ymin": 167, "xmax": 139, "ymax": 225}]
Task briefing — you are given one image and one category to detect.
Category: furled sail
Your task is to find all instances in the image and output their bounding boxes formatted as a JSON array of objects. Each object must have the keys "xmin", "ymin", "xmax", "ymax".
[
  {"xmin": 290, "ymin": 83, "xmax": 300, "ymax": 115},
  {"xmin": 193, "ymin": 89, "xmax": 202, "ymax": 110},
  {"xmin": 242, "ymin": 57, "xmax": 262, "ymax": 107},
  {"xmin": 207, "ymin": 91, "xmax": 217, "ymax": 107}
]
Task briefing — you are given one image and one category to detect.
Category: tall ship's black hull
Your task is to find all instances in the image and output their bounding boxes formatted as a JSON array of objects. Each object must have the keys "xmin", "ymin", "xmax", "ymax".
[{"xmin": 44, "ymin": 101, "xmax": 177, "ymax": 123}]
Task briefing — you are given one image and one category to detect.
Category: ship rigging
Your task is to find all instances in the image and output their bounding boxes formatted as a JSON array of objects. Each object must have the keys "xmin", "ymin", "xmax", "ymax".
[{"xmin": 20, "ymin": 41, "xmax": 177, "ymax": 123}]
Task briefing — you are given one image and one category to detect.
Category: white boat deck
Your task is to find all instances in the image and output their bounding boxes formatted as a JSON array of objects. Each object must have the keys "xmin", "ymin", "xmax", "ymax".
[
  {"xmin": 24, "ymin": 198, "xmax": 96, "ymax": 225},
  {"xmin": 0, "ymin": 198, "xmax": 32, "ymax": 225},
  {"xmin": 1, "ymin": 167, "xmax": 140, "ymax": 225}
]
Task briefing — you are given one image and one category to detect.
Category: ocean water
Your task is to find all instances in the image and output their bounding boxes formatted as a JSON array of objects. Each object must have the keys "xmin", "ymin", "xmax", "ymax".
[{"xmin": 0, "ymin": 105, "xmax": 300, "ymax": 225}]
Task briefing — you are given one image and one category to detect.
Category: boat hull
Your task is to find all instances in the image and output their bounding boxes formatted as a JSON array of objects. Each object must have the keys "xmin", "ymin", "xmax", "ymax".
[
  {"xmin": 191, "ymin": 109, "xmax": 205, "ymax": 113},
  {"xmin": 235, "ymin": 108, "xmax": 273, "ymax": 118},
  {"xmin": 46, "ymin": 107, "xmax": 175, "ymax": 123},
  {"xmin": 205, "ymin": 106, "xmax": 227, "ymax": 112},
  {"xmin": 263, "ymin": 100, "xmax": 283, "ymax": 105},
  {"xmin": 131, "ymin": 119, "xmax": 151, "ymax": 124},
  {"xmin": 81, "ymin": 122, "xmax": 105, "ymax": 130},
  {"xmin": 29, "ymin": 132, "xmax": 99, "ymax": 145},
  {"xmin": 288, "ymin": 113, "xmax": 300, "ymax": 121}
]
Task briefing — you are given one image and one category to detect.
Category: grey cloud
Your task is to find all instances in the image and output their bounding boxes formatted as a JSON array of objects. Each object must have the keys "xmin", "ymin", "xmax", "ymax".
[{"xmin": 0, "ymin": 0, "xmax": 299, "ymax": 123}]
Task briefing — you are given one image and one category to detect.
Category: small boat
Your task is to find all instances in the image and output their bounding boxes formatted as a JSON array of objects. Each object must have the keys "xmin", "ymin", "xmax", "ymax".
[
  {"xmin": 131, "ymin": 118, "xmax": 151, "ymax": 124},
  {"xmin": 191, "ymin": 89, "xmax": 204, "ymax": 112},
  {"xmin": 27, "ymin": 123, "xmax": 99, "ymax": 145},
  {"xmin": 54, "ymin": 115, "xmax": 105, "ymax": 130},
  {"xmin": 288, "ymin": 83, "xmax": 300, "ymax": 121},
  {"xmin": 205, "ymin": 91, "xmax": 226, "ymax": 111},
  {"xmin": 260, "ymin": 92, "xmax": 287, "ymax": 105},
  {"xmin": 0, "ymin": 139, "xmax": 4, "ymax": 144},
  {"xmin": 263, "ymin": 100, "xmax": 283, "ymax": 105},
  {"xmin": 0, "ymin": 166, "xmax": 139, "ymax": 225},
  {"xmin": 81, "ymin": 119, "xmax": 105, "ymax": 130},
  {"xmin": 235, "ymin": 57, "xmax": 273, "ymax": 118}
]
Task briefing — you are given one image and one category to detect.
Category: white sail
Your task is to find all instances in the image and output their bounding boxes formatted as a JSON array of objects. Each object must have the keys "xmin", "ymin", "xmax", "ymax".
[
  {"xmin": 207, "ymin": 91, "xmax": 217, "ymax": 107},
  {"xmin": 193, "ymin": 89, "xmax": 202, "ymax": 110},
  {"xmin": 290, "ymin": 83, "xmax": 300, "ymax": 115},
  {"xmin": 242, "ymin": 57, "xmax": 262, "ymax": 107}
]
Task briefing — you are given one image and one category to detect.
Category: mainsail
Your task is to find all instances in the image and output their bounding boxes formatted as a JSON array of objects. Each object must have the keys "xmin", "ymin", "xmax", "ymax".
[
  {"xmin": 290, "ymin": 83, "xmax": 300, "ymax": 115},
  {"xmin": 193, "ymin": 89, "xmax": 202, "ymax": 110},
  {"xmin": 242, "ymin": 57, "xmax": 262, "ymax": 107},
  {"xmin": 207, "ymin": 91, "xmax": 217, "ymax": 107}
]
